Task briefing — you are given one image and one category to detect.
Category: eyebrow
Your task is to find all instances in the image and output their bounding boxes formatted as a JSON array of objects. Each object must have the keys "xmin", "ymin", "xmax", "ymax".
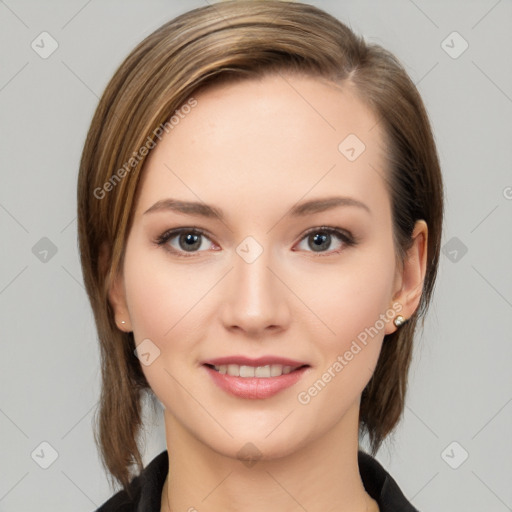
[{"xmin": 143, "ymin": 196, "xmax": 371, "ymax": 219}]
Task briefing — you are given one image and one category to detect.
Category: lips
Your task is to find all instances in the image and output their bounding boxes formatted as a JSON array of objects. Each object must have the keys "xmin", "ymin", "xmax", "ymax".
[{"xmin": 201, "ymin": 355, "xmax": 311, "ymax": 399}]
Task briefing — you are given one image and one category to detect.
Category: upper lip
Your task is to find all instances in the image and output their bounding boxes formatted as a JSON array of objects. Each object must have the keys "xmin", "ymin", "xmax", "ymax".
[{"xmin": 202, "ymin": 356, "xmax": 309, "ymax": 368}]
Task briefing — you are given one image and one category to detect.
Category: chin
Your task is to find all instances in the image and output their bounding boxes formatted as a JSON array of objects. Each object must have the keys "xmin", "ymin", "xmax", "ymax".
[{"xmin": 197, "ymin": 422, "xmax": 313, "ymax": 464}]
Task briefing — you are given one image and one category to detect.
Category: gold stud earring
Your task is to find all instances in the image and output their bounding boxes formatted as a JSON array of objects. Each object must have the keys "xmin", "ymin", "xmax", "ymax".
[{"xmin": 394, "ymin": 315, "xmax": 406, "ymax": 327}]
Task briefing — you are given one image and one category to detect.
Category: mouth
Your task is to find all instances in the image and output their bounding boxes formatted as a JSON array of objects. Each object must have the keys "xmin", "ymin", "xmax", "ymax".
[
  {"xmin": 204, "ymin": 363, "xmax": 309, "ymax": 378},
  {"xmin": 201, "ymin": 358, "xmax": 311, "ymax": 399}
]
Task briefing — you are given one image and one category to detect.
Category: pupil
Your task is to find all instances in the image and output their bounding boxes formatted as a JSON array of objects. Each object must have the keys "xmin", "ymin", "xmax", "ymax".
[
  {"xmin": 181, "ymin": 233, "xmax": 200, "ymax": 251},
  {"xmin": 311, "ymin": 232, "xmax": 329, "ymax": 251}
]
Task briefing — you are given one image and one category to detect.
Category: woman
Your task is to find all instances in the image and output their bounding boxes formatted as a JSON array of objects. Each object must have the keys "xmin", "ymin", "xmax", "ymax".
[{"xmin": 77, "ymin": 1, "xmax": 443, "ymax": 511}]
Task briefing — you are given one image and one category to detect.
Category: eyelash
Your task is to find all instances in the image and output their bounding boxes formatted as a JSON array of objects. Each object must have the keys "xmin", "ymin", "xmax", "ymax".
[{"xmin": 154, "ymin": 226, "xmax": 357, "ymax": 259}]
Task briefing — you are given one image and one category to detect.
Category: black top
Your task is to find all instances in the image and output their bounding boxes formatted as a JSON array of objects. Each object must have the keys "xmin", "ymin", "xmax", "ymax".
[{"xmin": 95, "ymin": 450, "xmax": 420, "ymax": 511}]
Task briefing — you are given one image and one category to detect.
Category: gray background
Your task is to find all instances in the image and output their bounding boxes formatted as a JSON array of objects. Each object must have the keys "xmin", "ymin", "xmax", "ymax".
[{"xmin": 1, "ymin": 0, "xmax": 511, "ymax": 510}]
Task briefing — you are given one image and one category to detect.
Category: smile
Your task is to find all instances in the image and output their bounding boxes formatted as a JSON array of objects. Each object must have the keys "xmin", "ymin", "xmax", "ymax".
[
  {"xmin": 207, "ymin": 363, "xmax": 302, "ymax": 378},
  {"xmin": 203, "ymin": 363, "xmax": 310, "ymax": 399}
]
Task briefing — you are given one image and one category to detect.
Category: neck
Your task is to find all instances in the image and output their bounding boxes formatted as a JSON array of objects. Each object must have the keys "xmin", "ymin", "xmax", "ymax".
[{"xmin": 160, "ymin": 402, "xmax": 378, "ymax": 512}]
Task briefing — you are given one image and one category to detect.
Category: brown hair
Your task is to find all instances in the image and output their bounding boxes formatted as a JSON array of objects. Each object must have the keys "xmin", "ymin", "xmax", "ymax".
[{"xmin": 77, "ymin": 0, "xmax": 443, "ymax": 494}]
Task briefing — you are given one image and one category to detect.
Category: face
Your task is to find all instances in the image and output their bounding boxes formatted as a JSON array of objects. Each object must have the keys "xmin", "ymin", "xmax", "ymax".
[{"xmin": 109, "ymin": 73, "xmax": 422, "ymax": 461}]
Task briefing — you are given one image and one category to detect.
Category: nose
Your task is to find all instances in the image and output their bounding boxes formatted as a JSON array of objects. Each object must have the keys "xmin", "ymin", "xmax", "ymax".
[{"xmin": 219, "ymin": 244, "xmax": 291, "ymax": 337}]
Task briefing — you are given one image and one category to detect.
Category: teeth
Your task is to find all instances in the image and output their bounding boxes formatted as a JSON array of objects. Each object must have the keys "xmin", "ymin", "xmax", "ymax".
[
  {"xmin": 240, "ymin": 365, "xmax": 254, "ymax": 377},
  {"xmin": 255, "ymin": 366, "xmax": 270, "ymax": 377},
  {"xmin": 213, "ymin": 364, "xmax": 296, "ymax": 377}
]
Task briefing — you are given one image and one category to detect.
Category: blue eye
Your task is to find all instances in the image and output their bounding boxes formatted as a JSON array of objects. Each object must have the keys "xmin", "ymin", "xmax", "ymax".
[{"xmin": 155, "ymin": 226, "xmax": 356, "ymax": 258}]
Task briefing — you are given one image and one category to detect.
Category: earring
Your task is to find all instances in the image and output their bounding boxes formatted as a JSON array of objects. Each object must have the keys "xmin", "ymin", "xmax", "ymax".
[
  {"xmin": 394, "ymin": 315, "xmax": 406, "ymax": 327},
  {"xmin": 121, "ymin": 320, "xmax": 126, "ymax": 325}
]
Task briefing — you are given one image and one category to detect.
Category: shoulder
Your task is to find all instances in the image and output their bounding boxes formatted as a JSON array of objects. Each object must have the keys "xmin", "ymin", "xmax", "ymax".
[
  {"xmin": 358, "ymin": 450, "xmax": 421, "ymax": 512},
  {"xmin": 95, "ymin": 450, "xmax": 168, "ymax": 512}
]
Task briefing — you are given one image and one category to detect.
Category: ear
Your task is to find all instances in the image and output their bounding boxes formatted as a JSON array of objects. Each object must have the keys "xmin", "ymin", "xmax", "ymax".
[
  {"xmin": 100, "ymin": 242, "xmax": 133, "ymax": 332},
  {"xmin": 385, "ymin": 220, "xmax": 428, "ymax": 334}
]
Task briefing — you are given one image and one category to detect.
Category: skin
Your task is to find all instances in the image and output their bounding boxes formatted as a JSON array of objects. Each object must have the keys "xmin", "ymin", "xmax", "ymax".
[{"xmin": 108, "ymin": 72, "xmax": 428, "ymax": 512}]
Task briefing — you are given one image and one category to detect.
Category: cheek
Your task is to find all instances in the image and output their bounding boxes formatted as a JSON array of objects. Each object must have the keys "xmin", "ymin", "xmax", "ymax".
[
  {"xmin": 123, "ymin": 247, "xmax": 206, "ymax": 340},
  {"xmin": 296, "ymin": 240, "xmax": 396, "ymax": 401},
  {"xmin": 295, "ymin": 264, "xmax": 392, "ymax": 416},
  {"xmin": 125, "ymin": 268, "xmax": 171, "ymax": 339},
  {"xmin": 122, "ymin": 249, "xmax": 205, "ymax": 401},
  {"xmin": 122, "ymin": 244, "xmax": 222, "ymax": 391},
  {"xmin": 308, "ymin": 250, "xmax": 395, "ymax": 345}
]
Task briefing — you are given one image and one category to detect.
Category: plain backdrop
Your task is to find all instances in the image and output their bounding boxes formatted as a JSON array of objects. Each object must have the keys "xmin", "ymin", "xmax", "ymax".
[{"xmin": 1, "ymin": 1, "xmax": 511, "ymax": 511}]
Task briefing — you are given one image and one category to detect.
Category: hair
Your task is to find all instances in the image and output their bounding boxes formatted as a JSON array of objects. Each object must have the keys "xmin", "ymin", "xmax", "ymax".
[{"xmin": 77, "ymin": 0, "xmax": 443, "ymax": 495}]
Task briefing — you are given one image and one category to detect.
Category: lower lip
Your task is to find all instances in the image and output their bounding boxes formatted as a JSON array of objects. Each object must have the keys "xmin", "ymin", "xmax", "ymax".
[{"xmin": 203, "ymin": 365, "xmax": 309, "ymax": 399}]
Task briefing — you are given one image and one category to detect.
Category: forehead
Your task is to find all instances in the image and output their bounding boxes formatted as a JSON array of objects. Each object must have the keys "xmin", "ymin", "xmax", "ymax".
[{"xmin": 135, "ymin": 73, "xmax": 390, "ymax": 221}]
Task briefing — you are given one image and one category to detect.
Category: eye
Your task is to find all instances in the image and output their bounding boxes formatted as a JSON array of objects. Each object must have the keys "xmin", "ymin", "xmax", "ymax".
[
  {"xmin": 295, "ymin": 226, "xmax": 355, "ymax": 256},
  {"xmin": 155, "ymin": 226, "xmax": 356, "ymax": 258},
  {"xmin": 155, "ymin": 228, "xmax": 215, "ymax": 257}
]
